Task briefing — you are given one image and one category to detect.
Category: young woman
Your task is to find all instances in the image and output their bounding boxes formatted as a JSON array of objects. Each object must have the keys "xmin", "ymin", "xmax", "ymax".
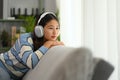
[{"xmin": 0, "ymin": 12, "xmax": 64, "ymax": 80}]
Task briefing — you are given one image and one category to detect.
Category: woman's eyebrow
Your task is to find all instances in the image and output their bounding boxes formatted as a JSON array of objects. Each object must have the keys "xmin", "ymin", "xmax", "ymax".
[
  {"xmin": 48, "ymin": 25, "xmax": 54, "ymax": 27},
  {"xmin": 48, "ymin": 25, "xmax": 59, "ymax": 27}
]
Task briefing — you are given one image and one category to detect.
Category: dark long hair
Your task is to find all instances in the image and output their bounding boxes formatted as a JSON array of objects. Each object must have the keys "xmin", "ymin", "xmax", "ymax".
[{"xmin": 33, "ymin": 12, "xmax": 59, "ymax": 51}]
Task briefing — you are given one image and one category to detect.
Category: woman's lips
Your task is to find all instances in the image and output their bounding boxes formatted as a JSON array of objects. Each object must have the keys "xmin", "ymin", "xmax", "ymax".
[{"xmin": 51, "ymin": 36, "xmax": 56, "ymax": 38}]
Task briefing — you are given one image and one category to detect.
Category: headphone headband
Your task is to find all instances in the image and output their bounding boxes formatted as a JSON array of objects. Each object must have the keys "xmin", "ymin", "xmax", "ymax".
[{"xmin": 37, "ymin": 12, "xmax": 56, "ymax": 25}]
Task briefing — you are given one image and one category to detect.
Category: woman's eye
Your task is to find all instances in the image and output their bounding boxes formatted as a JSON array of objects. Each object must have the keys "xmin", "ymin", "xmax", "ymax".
[
  {"xmin": 49, "ymin": 28, "xmax": 53, "ymax": 29},
  {"xmin": 56, "ymin": 27, "xmax": 60, "ymax": 29}
]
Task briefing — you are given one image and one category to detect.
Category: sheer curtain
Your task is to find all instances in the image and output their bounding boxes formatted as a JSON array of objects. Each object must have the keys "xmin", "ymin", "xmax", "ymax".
[
  {"xmin": 59, "ymin": 0, "xmax": 119, "ymax": 80},
  {"xmin": 83, "ymin": 0, "xmax": 119, "ymax": 80},
  {"xmin": 117, "ymin": 1, "xmax": 120, "ymax": 80},
  {"xmin": 59, "ymin": 0, "xmax": 82, "ymax": 48}
]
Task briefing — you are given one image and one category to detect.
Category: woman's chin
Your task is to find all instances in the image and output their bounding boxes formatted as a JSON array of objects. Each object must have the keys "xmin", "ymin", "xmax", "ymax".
[{"xmin": 49, "ymin": 38, "xmax": 57, "ymax": 41}]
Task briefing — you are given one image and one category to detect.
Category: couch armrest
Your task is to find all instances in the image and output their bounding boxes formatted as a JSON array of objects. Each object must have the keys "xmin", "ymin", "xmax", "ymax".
[{"xmin": 92, "ymin": 58, "xmax": 114, "ymax": 80}]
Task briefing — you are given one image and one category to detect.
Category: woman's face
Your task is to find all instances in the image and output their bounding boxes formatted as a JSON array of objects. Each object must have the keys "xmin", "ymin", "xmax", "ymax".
[{"xmin": 44, "ymin": 19, "xmax": 60, "ymax": 41}]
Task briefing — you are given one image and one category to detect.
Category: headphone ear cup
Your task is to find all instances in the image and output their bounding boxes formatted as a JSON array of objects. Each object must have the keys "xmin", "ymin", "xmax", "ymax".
[{"xmin": 35, "ymin": 25, "xmax": 44, "ymax": 38}]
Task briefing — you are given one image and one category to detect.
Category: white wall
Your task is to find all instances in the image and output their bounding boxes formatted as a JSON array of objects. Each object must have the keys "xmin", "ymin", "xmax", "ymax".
[
  {"xmin": 3, "ymin": 0, "xmax": 8, "ymax": 19},
  {"xmin": 9, "ymin": 0, "xmax": 39, "ymax": 15},
  {"xmin": 3, "ymin": 0, "xmax": 57, "ymax": 19},
  {"xmin": 44, "ymin": 0, "xmax": 57, "ymax": 13},
  {"xmin": 3, "ymin": 0, "xmax": 40, "ymax": 19}
]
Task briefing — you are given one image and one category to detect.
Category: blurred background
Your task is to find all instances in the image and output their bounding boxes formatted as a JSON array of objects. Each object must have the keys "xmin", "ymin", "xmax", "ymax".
[{"xmin": 0, "ymin": 0, "xmax": 120, "ymax": 80}]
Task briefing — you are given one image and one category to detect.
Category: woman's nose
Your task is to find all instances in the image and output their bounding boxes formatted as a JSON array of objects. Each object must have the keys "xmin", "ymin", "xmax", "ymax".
[{"xmin": 53, "ymin": 29, "xmax": 57, "ymax": 35}]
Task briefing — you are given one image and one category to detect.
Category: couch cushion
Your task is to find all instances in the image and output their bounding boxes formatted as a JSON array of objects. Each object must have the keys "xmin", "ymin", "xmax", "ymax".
[{"xmin": 22, "ymin": 46, "xmax": 93, "ymax": 80}]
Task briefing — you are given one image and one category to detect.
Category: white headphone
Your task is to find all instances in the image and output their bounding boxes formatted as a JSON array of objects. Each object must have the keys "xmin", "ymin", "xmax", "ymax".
[{"xmin": 34, "ymin": 12, "xmax": 56, "ymax": 38}]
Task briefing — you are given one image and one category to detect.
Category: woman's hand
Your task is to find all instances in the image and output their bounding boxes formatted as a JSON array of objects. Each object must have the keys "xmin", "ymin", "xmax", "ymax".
[{"xmin": 43, "ymin": 40, "xmax": 64, "ymax": 48}]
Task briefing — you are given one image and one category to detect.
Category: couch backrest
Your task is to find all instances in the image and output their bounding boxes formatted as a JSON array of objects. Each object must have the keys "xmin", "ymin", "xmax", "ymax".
[
  {"xmin": 22, "ymin": 46, "xmax": 114, "ymax": 80},
  {"xmin": 22, "ymin": 46, "xmax": 94, "ymax": 80}
]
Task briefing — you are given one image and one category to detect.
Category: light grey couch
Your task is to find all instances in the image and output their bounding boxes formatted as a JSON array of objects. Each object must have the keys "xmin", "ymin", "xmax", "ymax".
[{"xmin": 22, "ymin": 46, "xmax": 114, "ymax": 80}]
